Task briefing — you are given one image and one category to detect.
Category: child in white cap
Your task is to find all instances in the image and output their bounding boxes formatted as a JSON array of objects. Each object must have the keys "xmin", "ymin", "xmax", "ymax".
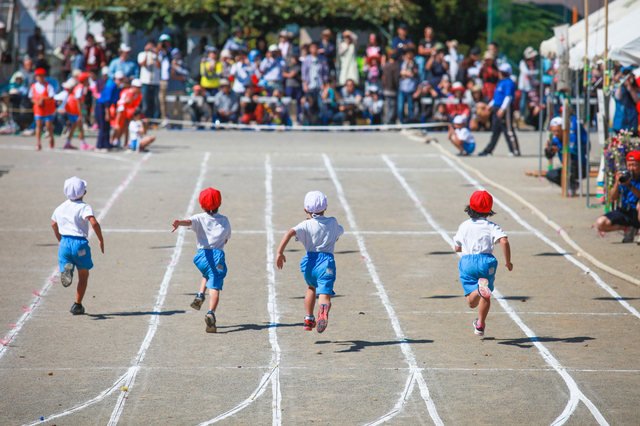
[
  {"xmin": 51, "ymin": 177, "xmax": 104, "ymax": 315},
  {"xmin": 276, "ymin": 191, "xmax": 344, "ymax": 333},
  {"xmin": 448, "ymin": 114, "xmax": 475, "ymax": 156}
]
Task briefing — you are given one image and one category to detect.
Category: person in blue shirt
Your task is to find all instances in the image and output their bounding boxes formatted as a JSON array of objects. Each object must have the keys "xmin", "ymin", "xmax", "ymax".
[
  {"xmin": 391, "ymin": 24, "xmax": 414, "ymax": 52},
  {"xmin": 108, "ymin": 44, "xmax": 138, "ymax": 80},
  {"xmin": 613, "ymin": 69, "xmax": 640, "ymax": 134},
  {"xmin": 544, "ymin": 116, "xmax": 588, "ymax": 193},
  {"xmin": 95, "ymin": 71, "xmax": 124, "ymax": 151},
  {"xmin": 596, "ymin": 150, "xmax": 640, "ymax": 243},
  {"xmin": 479, "ymin": 63, "xmax": 520, "ymax": 156}
]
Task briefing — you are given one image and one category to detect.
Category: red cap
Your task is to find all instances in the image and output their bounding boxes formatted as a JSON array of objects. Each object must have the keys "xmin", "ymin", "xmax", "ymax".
[
  {"xmin": 77, "ymin": 72, "xmax": 90, "ymax": 83},
  {"xmin": 199, "ymin": 188, "xmax": 221, "ymax": 211},
  {"xmin": 470, "ymin": 190, "xmax": 493, "ymax": 213},
  {"xmin": 34, "ymin": 68, "xmax": 46, "ymax": 76},
  {"xmin": 627, "ymin": 150, "xmax": 640, "ymax": 162}
]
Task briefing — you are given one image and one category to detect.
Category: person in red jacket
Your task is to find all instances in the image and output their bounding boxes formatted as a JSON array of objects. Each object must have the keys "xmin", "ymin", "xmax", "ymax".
[
  {"xmin": 64, "ymin": 72, "xmax": 94, "ymax": 150},
  {"xmin": 29, "ymin": 68, "xmax": 56, "ymax": 150}
]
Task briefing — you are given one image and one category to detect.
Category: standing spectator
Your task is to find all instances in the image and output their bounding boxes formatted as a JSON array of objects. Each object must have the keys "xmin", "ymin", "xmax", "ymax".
[
  {"xmin": 488, "ymin": 42, "xmax": 508, "ymax": 67},
  {"xmin": 338, "ymin": 31, "xmax": 359, "ymax": 87},
  {"xmin": 398, "ymin": 49, "xmax": 418, "ymax": 123},
  {"xmin": 230, "ymin": 50, "xmax": 254, "ymax": 95},
  {"xmin": 518, "ymin": 46, "xmax": 539, "ymax": 116},
  {"xmin": 469, "ymin": 85, "xmax": 490, "ymax": 131},
  {"xmin": 84, "ymin": 33, "xmax": 106, "ymax": 74},
  {"xmin": 54, "ymin": 35, "xmax": 74, "ymax": 81},
  {"xmin": 94, "ymin": 70, "xmax": 124, "ymax": 151},
  {"xmin": 157, "ymin": 34, "xmax": 173, "ymax": 127},
  {"xmin": 108, "ymin": 44, "xmax": 137, "ymax": 80},
  {"xmin": 318, "ymin": 30, "xmax": 336, "ymax": 73},
  {"xmin": 283, "ymin": 46, "xmax": 303, "ymax": 121},
  {"xmin": 167, "ymin": 48, "xmax": 190, "ymax": 125},
  {"xmin": 363, "ymin": 54, "xmax": 382, "ymax": 93},
  {"xmin": 382, "ymin": 51, "xmax": 400, "ymax": 124},
  {"xmin": 365, "ymin": 33, "xmax": 385, "ymax": 65},
  {"xmin": 200, "ymin": 47, "xmax": 222, "ymax": 95},
  {"xmin": 412, "ymin": 81, "xmax": 439, "ymax": 122},
  {"xmin": 362, "ymin": 86, "xmax": 384, "ymax": 124},
  {"xmin": 70, "ymin": 45, "xmax": 85, "ymax": 73},
  {"xmin": 277, "ymin": 30, "xmax": 291, "ymax": 59},
  {"xmin": 613, "ymin": 69, "xmax": 640, "ymax": 134},
  {"xmin": 479, "ymin": 64, "xmax": 520, "ymax": 156},
  {"xmin": 480, "ymin": 51, "xmax": 499, "ymax": 101},
  {"xmin": 302, "ymin": 42, "xmax": 329, "ymax": 102},
  {"xmin": 256, "ymin": 37, "xmax": 268, "ymax": 58},
  {"xmin": 219, "ymin": 49, "xmax": 234, "ymax": 79},
  {"xmin": 222, "ymin": 27, "xmax": 247, "ymax": 53},
  {"xmin": 138, "ymin": 40, "xmax": 161, "ymax": 120},
  {"xmin": 417, "ymin": 27, "xmax": 438, "ymax": 83},
  {"xmin": 390, "ymin": 24, "xmax": 414, "ymax": 52},
  {"xmin": 339, "ymin": 79, "xmax": 363, "ymax": 125},
  {"xmin": 456, "ymin": 47, "xmax": 480, "ymax": 87},
  {"xmin": 259, "ymin": 45, "xmax": 285, "ymax": 94},
  {"xmin": 212, "ymin": 79, "xmax": 238, "ymax": 123},
  {"xmin": 0, "ymin": 22, "xmax": 9, "ymax": 85},
  {"xmin": 426, "ymin": 43, "xmax": 448, "ymax": 86},
  {"xmin": 446, "ymin": 81, "xmax": 470, "ymax": 118},
  {"xmin": 34, "ymin": 48, "xmax": 51, "ymax": 75},
  {"xmin": 445, "ymin": 40, "xmax": 461, "ymax": 82},
  {"xmin": 27, "ymin": 27, "xmax": 45, "ymax": 60}
]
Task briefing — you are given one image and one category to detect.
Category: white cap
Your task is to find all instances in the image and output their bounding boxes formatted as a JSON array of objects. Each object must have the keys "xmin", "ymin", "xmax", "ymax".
[
  {"xmin": 159, "ymin": 33, "xmax": 171, "ymax": 42},
  {"xmin": 64, "ymin": 176, "xmax": 87, "ymax": 200},
  {"xmin": 549, "ymin": 117, "xmax": 563, "ymax": 127},
  {"xmin": 62, "ymin": 78, "xmax": 77, "ymax": 90},
  {"xmin": 452, "ymin": 115, "xmax": 466, "ymax": 125},
  {"xmin": 101, "ymin": 66, "xmax": 109, "ymax": 76},
  {"xmin": 498, "ymin": 63, "xmax": 512, "ymax": 74},
  {"xmin": 304, "ymin": 190, "xmax": 328, "ymax": 214},
  {"xmin": 114, "ymin": 70, "xmax": 125, "ymax": 79},
  {"xmin": 220, "ymin": 49, "xmax": 233, "ymax": 59},
  {"xmin": 119, "ymin": 43, "xmax": 131, "ymax": 52},
  {"xmin": 130, "ymin": 78, "xmax": 142, "ymax": 87},
  {"xmin": 268, "ymin": 44, "xmax": 279, "ymax": 52}
]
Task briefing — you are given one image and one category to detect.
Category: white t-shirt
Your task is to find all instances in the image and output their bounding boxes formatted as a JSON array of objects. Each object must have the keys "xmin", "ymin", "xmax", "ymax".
[
  {"xmin": 454, "ymin": 127, "xmax": 475, "ymax": 145},
  {"xmin": 51, "ymin": 200, "xmax": 95, "ymax": 238},
  {"xmin": 293, "ymin": 216, "xmax": 344, "ymax": 253},
  {"xmin": 28, "ymin": 81, "xmax": 56, "ymax": 99},
  {"xmin": 129, "ymin": 119, "xmax": 142, "ymax": 142},
  {"xmin": 137, "ymin": 51, "xmax": 160, "ymax": 85},
  {"xmin": 189, "ymin": 213, "xmax": 231, "ymax": 250},
  {"xmin": 453, "ymin": 218, "xmax": 507, "ymax": 256}
]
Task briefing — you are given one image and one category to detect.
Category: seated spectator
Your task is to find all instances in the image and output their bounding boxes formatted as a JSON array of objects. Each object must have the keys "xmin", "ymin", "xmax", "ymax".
[
  {"xmin": 363, "ymin": 54, "xmax": 382, "ymax": 93},
  {"xmin": 301, "ymin": 92, "xmax": 321, "ymax": 125},
  {"xmin": 259, "ymin": 45, "xmax": 285, "ymax": 94},
  {"xmin": 9, "ymin": 71, "xmax": 28, "ymax": 96},
  {"xmin": 362, "ymin": 86, "xmax": 384, "ymax": 125},
  {"xmin": 432, "ymin": 103, "xmax": 450, "ymax": 123},
  {"xmin": 412, "ymin": 81, "xmax": 439, "ymax": 122},
  {"xmin": 446, "ymin": 81, "xmax": 470, "ymax": 118},
  {"xmin": 264, "ymin": 88, "xmax": 288, "ymax": 125},
  {"xmin": 230, "ymin": 50, "xmax": 254, "ymax": 95},
  {"xmin": 339, "ymin": 79, "xmax": 363, "ymax": 125},
  {"xmin": 545, "ymin": 116, "xmax": 588, "ymax": 193},
  {"xmin": 426, "ymin": 43, "xmax": 449, "ymax": 86},
  {"xmin": 212, "ymin": 78, "xmax": 238, "ymax": 123},
  {"xmin": 240, "ymin": 85, "xmax": 264, "ymax": 124},
  {"xmin": 613, "ymin": 69, "xmax": 640, "ymax": 135},
  {"xmin": 468, "ymin": 84, "xmax": 490, "ymax": 131},
  {"xmin": 200, "ymin": 47, "xmax": 222, "ymax": 95},
  {"xmin": 437, "ymin": 75, "xmax": 451, "ymax": 97},
  {"xmin": 382, "ymin": 51, "xmax": 401, "ymax": 124},
  {"xmin": 398, "ymin": 48, "xmax": 418, "ymax": 123},
  {"xmin": 188, "ymin": 85, "xmax": 212, "ymax": 127},
  {"xmin": 595, "ymin": 150, "xmax": 640, "ymax": 243},
  {"xmin": 320, "ymin": 78, "xmax": 344, "ymax": 125},
  {"xmin": 448, "ymin": 114, "xmax": 475, "ymax": 156},
  {"xmin": 19, "ymin": 57, "xmax": 36, "ymax": 87}
]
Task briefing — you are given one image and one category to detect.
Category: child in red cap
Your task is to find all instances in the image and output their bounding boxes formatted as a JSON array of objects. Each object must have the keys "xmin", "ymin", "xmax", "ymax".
[
  {"xmin": 29, "ymin": 68, "xmax": 56, "ymax": 150},
  {"xmin": 453, "ymin": 191, "xmax": 513, "ymax": 336},
  {"xmin": 172, "ymin": 188, "xmax": 231, "ymax": 333}
]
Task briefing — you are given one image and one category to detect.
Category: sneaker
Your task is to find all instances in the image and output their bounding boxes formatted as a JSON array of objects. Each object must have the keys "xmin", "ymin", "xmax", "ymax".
[
  {"xmin": 205, "ymin": 311, "xmax": 217, "ymax": 333},
  {"xmin": 457, "ymin": 150, "xmax": 468, "ymax": 157},
  {"xmin": 507, "ymin": 152, "xmax": 515, "ymax": 157},
  {"xmin": 70, "ymin": 302, "xmax": 85, "ymax": 315},
  {"xmin": 303, "ymin": 317, "xmax": 316, "ymax": 331},
  {"xmin": 622, "ymin": 227, "xmax": 638, "ymax": 243},
  {"xmin": 80, "ymin": 143, "xmax": 95, "ymax": 151},
  {"xmin": 190, "ymin": 293, "xmax": 205, "ymax": 310},
  {"xmin": 60, "ymin": 263, "xmax": 74, "ymax": 288},
  {"xmin": 477, "ymin": 278, "xmax": 492, "ymax": 299},
  {"xmin": 478, "ymin": 151, "xmax": 492, "ymax": 157},
  {"xmin": 316, "ymin": 304, "xmax": 329, "ymax": 333},
  {"xmin": 21, "ymin": 129, "xmax": 35, "ymax": 136},
  {"xmin": 64, "ymin": 143, "xmax": 78, "ymax": 150},
  {"xmin": 473, "ymin": 319, "xmax": 485, "ymax": 336}
]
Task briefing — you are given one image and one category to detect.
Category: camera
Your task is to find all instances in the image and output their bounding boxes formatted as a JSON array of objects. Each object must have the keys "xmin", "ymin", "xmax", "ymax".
[{"xmin": 619, "ymin": 169, "xmax": 632, "ymax": 184}]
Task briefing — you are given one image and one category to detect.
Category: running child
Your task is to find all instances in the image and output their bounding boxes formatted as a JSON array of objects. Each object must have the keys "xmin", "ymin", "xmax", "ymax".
[
  {"xmin": 127, "ymin": 108, "xmax": 156, "ymax": 152},
  {"xmin": 172, "ymin": 188, "xmax": 231, "ymax": 333},
  {"xmin": 453, "ymin": 191, "xmax": 512, "ymax": 335},
  {"xmin": 276, "ymin": 190, "xmax": 344, "ymax": 333},
  {"xmin": 29, "ymin": 68, "xmax": 56, "ymax": 150},
  {"xmin": 51, "ymin": 177, "xmax": 105, "ymax": 315},
  {"xmin": 448, "ymin": 114, "xmax": 476, "ymax": 156}
]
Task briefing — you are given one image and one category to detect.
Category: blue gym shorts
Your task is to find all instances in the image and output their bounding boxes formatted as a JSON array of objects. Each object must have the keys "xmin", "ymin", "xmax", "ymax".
[
  {"xmin": 193, "ymin": 248, "xmax": 227, "ymax": 290},
  {"xmin": 129, "ymin": 140, "xmax": 138, "ymax": 150},
  {"xmin": 35, "ymin": 114, "xmax": 54, "ymax": 122},
  {"xmin": 300, "ymin": 252, "xmax": 336, "ymax": 295},
  {"xmin": 459, "ymin": 253, "xmax": 498, "ymax": 296},
  {"xmin": 67, "ymin": 113, "xmax": 79, "ymax": 123},
  {"xmin": 58, "ymin": 235, "xmax": 93, "ymax": 272},
  {"xmin": 462, "ymin": 141, "xmax": 475, "ymax": 154}
]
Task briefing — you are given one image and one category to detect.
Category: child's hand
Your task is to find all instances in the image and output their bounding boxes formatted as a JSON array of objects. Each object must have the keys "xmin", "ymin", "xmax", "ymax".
[
  {"xmin": 171, "ymin": 220, "xmax": 180, "ymax": 233},
  {"xmin": 505, "ymin": 262, "xmax": 513, "ymax": 271},
  {"xmin": 276, "ymin": 253, "xmax": 286, "ymax": 269},
  {"xmin": 99, "ymin": 240, "xmax": 105, "ymax": 253}
]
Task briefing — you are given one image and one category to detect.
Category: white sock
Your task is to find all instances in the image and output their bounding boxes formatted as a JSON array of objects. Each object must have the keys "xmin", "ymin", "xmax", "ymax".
[{"xmin": 305, "ymin": 315, "xmax": 315, "ymax": 321}]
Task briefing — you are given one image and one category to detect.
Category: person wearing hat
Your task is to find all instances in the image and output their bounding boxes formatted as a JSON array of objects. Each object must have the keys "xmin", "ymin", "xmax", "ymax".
[
  {"xmin": 448, "ymin": 114, "xmax": 475, "ymax": 155},
  {"xmin": 276, "ymin": 190, "xmax": 344, "ymax": 333},
  {"xmin": 596, "ymin": 150, "xmax": 640, "ymax": 243},
  {"xmin": 317, "ymin": 29, "xmax": 336, "ymax": 72},
  {"xmin": 479, "ymin": 50, "xmax": 499, "ymax": 100},
  {"xmin": 362, "ymin": 85, "xmax": 384, "ymax": 124},
  {"xmin": 229, "ymin": 49, "xmax": 254, "ymax": 95},
  {"xmin": 172, "ymin": 187, "xmax": 232, "ymax": 333},
  {"xmin": 338, "ymin": 31, "xmax": 360, "ymax": 86},
  {"xmin": 277, "ymin": 29, "xmax": 291, "ymax": 59},
  {"xmin": 200, "ymin": 46, "xmax": 223, "ymax": 95},
  {"xmin": 138, "ymin": 40, "xmax": 161, "ymax": 122},
  {"xmin": 454, "ymin": 191, "xmax": 512, "ymax": 336},
  {"xmin": 518, "ymin": 46, "xmax": 539, "ymax": 115},
  {"xmin": 426, "ymin": 42, "xmax": 449, "ymax": 86},
  {"xmin": 446, "ymin": 81, "xmax": 470, "ymax": 118},
  {"xmin": 29, "ymin": 68, "xmax": 56, "ymax": 150},
  {"xmin": 156, "ymin": 34, "xmax": 173, "ymax": 127},
  {"xmin": 417, "ymin": 27, "xmax": 438, "ymax": 82},
  {"xmin": 59, "ymin": 72, "xmax": 94, "ymax": 150},
  {"xmin": 613, "ymin": 68, "xmax": 640, "ymax": 134},
  {"xmin": 259, "ymin": 44, "xmax": 286, "ymax": 94},
  {"xmin": 222, "ymin": 26, "xmax": 247, "ymax": 53},
  {"xmin": 94, "ymin": 70, "xmax": 125, "ymax": 151},
  {"xmin": 51, "ymin": 176, "xmax": 105, "ymax": 315},
  {"xmin": 212, "ymin": 78, "xmax": 239, "ymax": 123},
  {"xmin": 363, "ymin": 53, "xmax": 382, "ymax": 93},
  {"xmin": 479, "ymin": 63, "xmax": 520, "ymax": 156},
  {"xmin": 456, "ymin": 46, "xmax": 481, "ymax": 87},
  {"xmin": 112, "ymin": 78, "xmax": 142, "ymax": 147},
  {"xmin": 283, "ymin": 45, "xmax": 303, "ymax": 120},
  {"xmin": 391, "ymin": 23, "xmax": 414, "ymax": 52},
  {"xmin": 398, "ymin": 48, "xmax": 419, "ymax": 123},
  {"xmin": 107, "ymin": 43, "xmax": 137, "ymax": 80},
  {"xmin": 544, "ymin": 114, "xmax": 588, "ymax": 193}
]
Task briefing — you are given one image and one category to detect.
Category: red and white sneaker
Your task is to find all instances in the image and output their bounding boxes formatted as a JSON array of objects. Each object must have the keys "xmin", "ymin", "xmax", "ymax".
[
  {"xmin": 302, "ymin": 317, "xmax": 316, "ymax": 331},
  {"xmin": 80, "ymin": 143, "xmax": 95, "ymax": 151},
  {"xmin": 316, "ymin": 304, "xmax": 329, "ymax": 333},
  {"xmin": 477, "ymin": 278, "xmax": 492, "ymax": 299},
  {"xmin": 473, "ymin": 319, "xmax": 485, "ymax": 336},
  {"xmin": 64, "ymin": 143, "xmax": 78, "ymax": 150}
]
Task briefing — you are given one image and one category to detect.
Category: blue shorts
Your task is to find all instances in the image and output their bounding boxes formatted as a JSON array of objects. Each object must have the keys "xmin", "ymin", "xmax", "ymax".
[
  {"xmin": 58, "ymin": 235, "xmax": 93, "ymax": 272},
  {"xmin": 35, "ymin": 114, "xmax": 54, "ymax": 122},
  {"xmin": 300, "ymin": 252, "xmax": 336, "ymax": 295},
  {"xmin": 67, "ymin": 113, "xmax": 79, "ymax": 123},
  {"xmin": 459, "ymin": 253, "xmax": 497, "ymax": 296},
  {"xmin": 193, "ymin": 249, "xmax": 227, "ymax": 290},
  {"xmin": 129, "ymin": 140, "xmax": 138, "ymax": 150},
  {"xmin": 462, "ymin": 141, "xmax": 475, "ymax": 154}
]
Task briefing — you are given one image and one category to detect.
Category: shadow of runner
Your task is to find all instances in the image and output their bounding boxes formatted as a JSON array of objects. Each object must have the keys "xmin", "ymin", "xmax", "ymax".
[
  {"xmin": 86, "ymin": 310, "xmax": 186, "ymax": 320},
  {"xmin": 217, "ymin": 322, "xmax": 303, "ymax": 333},
  {"xmin": 492, "ymin": 336, "xmax": 595, "ymax": 349},
  {"xmin": 315, "ymin": 339, "xmax": 433, "ymax": 353}
]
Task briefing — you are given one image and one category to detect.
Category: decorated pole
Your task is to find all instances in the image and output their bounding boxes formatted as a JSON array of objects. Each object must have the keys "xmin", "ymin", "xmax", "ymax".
[{"xmin": 561, "ymin": 97, "xmax": 571, "ymax": 197}]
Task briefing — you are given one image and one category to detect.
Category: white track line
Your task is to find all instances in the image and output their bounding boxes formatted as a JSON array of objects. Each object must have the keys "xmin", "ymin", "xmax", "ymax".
[
  {"xmin": 382, "ymin": 154, "xmax": 609, "ymax": 426},
  {"xmin": 322, "ymin": 154, "xmax": 444, "ymax": 426},
  {"xmin": 197, "ymin": 153, "xmax": 282, "ymax": 426},
  {"xmin": 1, "ymin": 152, "xmax": 151, "ymax": 363}
]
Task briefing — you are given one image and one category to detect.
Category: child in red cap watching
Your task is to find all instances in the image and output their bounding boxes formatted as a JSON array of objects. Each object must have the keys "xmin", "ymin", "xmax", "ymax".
[
  {"xmin": 172, "ymin": 188, "xmax": 231, "ymax": 333},
  {"xmin": 29, "ymin": 68, "xmax": 56, "ymax": 150},
  {"xmin": 453, "ymin": 191, "xmax": 513, "ymax": 336}
]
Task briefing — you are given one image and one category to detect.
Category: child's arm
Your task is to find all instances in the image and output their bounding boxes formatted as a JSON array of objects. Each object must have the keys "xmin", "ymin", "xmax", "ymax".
[
  {"xmin": 171, "ymin": 219, "xmax": 192, "ymax": 233},
  {"xmin": 276, "ymin": 229, "xmax": 296, "ymax": 269},
  {"xmin": 499, "ymin": 237, "xmax": 513, "ymax": 271},
  {"xmin": 51, "ymin": 221, "xmax": 61, "ymax": 242},
  {"xmin": 88, "ymin": 216, "xmax": 104, "ymax": 253},
  {"xmin": 454, "ymin": 245, "xmax": 462, "ymax": 252}
]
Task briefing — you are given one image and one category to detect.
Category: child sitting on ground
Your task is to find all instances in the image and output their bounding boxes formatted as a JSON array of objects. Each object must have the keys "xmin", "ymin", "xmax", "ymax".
[
  {"xmin": 453, "ymin": 191, "xmax": 512, "ymax": 336},
  {"xmin": 127, "ymin": 108, "xmax": 155, "ymax": 152},
  {"xmin": 448, "ymin": 114, "xmax": 476, "ymax": 156},
  {"xmin": 172, "ymin": 188, "xmax": 231, "ymax": 333},
  {"xmin": 276, "ymin": 191, "xmax": 343, "ymax": 333},
  {"xmin": 51, "ymin": 177, "xmax": 104, "ymax": 315}
]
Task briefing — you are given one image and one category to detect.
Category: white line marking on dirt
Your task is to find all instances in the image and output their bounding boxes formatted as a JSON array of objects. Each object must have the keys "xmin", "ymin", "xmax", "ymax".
[
  {"xmin": 323, "ymin": 154, "xmax": 444, "ymax": 426},
  {"xmin": 382, "ymin": 154, "xmax": 609, "ymax": 426},
  {"xmin": 1, "ymin": 152, "xmax": 152, "ymax": 363}
]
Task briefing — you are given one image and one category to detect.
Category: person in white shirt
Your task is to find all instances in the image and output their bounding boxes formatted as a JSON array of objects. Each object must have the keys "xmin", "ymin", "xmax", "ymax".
[
  {"xmin": 51, "ymin": 177, "xmax": 104, "ymax": 315},
  {"xmin": 127, "ymin": 108, "xmax": 155, "ymax": 152},
  {"xmin": 448, "ymin": 114, "xmax": 476, "ymax": 156},
  {"xmin": 454, "ymin": 191, "xmax": 512, "ymax": 336},
  {"xmin": 172, "ymin": 188, "xmax": 231, "ymax": 333},
  {"xmin": 137, "ymin": 40, "xmax": 161, "ymax": 120},
  {"xmin": 276, "ymin": 191, "xmax": 344, "ymax": 333}
]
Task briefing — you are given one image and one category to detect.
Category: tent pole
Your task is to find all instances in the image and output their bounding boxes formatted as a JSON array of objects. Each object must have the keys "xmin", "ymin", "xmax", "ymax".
[
  {"xmin": 538, "ymin": 55, "xmax": 544, "ymax": 180},
  {"xmin": 576, "ymin": 69, "xmax": 583, "ymax": 197},
  {"xmin": 585, "ymin": 0, "xmax": 592, "ymax": 207}
]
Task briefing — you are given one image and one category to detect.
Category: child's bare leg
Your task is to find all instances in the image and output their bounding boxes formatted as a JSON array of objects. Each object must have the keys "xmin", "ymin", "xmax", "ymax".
[
  {"xmin": 76, "ymin": 269, "xmax": 89, "ymax": 304},
  {"xmin": 208, "ymin": 288, "xmax": 220, "ymax": 312},
  {"xmin": 451, "ymin": 138, "xmax": 464, "ymax": 152},
  {"xmin": 318, "ymin": 294, "xmax": 331, "ymax": 312},
  {"xmin": 140, "ymin": 135, "xmax": 156, "ymax": 150},
  {"xmin": 46, "ymin": 121, "xmax": 54, "ymax": 145},
  {"xmin": 478, "ymin": 297, "xmax": 490, "ymax": 324},
  {"xmin": 35, "ymin": 120, "xmax": 43, "ymax": 147},
  {"xmin": 199, "ymin": 277, "xmax": 207, "ymax": 295},
  {"xmin": 304, "ymin": 286, "xmax": 316, "ymax": 316},
  {"xmin": 466, "ymin": 291, "xmax": 481, "ymax": 309}
]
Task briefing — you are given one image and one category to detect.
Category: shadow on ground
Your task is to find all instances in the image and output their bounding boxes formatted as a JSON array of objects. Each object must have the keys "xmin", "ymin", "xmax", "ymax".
[
  {"xmin": 485, "ymin": 335, "xmax": 595, "ymax": 349},
  {"xmin": 316, "ymin": 338, "xmax": 433, "ymax": 353},
  {"xmin": 87, "ymin": 310, "xmax": 186, "ymax": 320}
]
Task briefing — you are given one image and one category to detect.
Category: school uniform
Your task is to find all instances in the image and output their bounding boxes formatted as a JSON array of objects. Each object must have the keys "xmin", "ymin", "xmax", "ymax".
[
  {"xmin": 455, "ymin": 127, "xmax": 476, "ymax": 154},
  {"xmin": 128, "ymin": 119, "xmax": 142, "ymax": 150},
  {"xmin": 52, "ymin": 199, "xmax": 95, "ymax": 273},
  {"xmin": 189, "ymin": 213, "xmax": 231, "ymax": 290},
  {"xmin": 29, "ymin": 81, "xmax": 56, "ymax": 121}
]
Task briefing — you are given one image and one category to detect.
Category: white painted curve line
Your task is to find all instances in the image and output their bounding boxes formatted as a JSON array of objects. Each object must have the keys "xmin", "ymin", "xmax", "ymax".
[
  {"xmin": 1, "ymin": 152, "xmax": 152, "ymax": 363},
  {"xmin": 437, "ymin": 155, "xmax": 640, "ymax": 321},
  {"xmin": 197, "ymin": 154, "xmax": 282, "ymax": 426},
  {"xmin": 322, "ymin": 154, "xmax": 444, "ymax": 426},
  {"xmin": 382, "ymin": 154, "xmax": 609, "ymax": 426}
]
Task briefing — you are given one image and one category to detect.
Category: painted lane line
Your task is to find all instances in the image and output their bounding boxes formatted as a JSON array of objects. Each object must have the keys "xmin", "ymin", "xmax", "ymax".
[
  {"xmin": 322, "ymin": 154, "xmax": 444, "ymax": 426},
  {"xmin": 437, "ymin": 154, "xmax": 640, "ymax": 321},
  {"xmin": 197, "ymin": 154, "xmax": 282, "ymax": 426},
  {"xmin": 382, "ymin": 154, "xmax": 609, "ymax": 426},
  {"xmin": 1, "ymin": 152, "xmax": 152, "ymax": 363}
]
